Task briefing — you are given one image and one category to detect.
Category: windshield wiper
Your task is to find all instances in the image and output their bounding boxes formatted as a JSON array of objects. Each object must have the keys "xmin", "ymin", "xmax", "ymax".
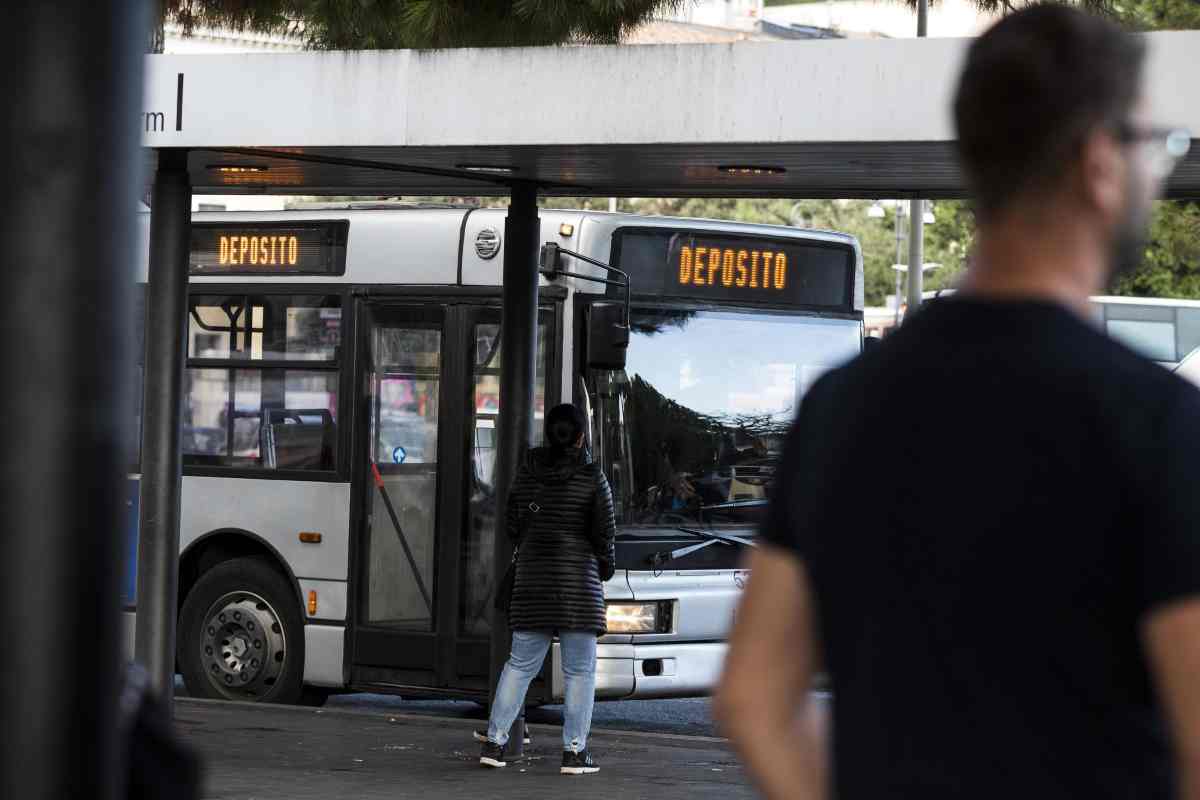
[
  {"xmin": 699, "ymin": 498, "xmax": 768, "ymax": 512},
  {"xmin": 675, "ymin": 526, "xmax": 756, "ymax": 548},
  {"xmin": 646, "ymin": 527, "xmax": 756, "ymax": 571}
]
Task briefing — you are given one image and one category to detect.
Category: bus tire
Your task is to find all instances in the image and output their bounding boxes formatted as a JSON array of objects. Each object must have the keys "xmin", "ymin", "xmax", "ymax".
[{"xmin": 177, "ymin": 556, "xmax": 305, "ymax": 704}]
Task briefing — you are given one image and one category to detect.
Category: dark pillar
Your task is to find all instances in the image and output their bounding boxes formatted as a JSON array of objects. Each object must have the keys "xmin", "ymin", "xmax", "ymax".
[
  {"xmin": 135, "ymin": 148, "xmax": 192, "ymax": 702},
  {"xmin": 0, "ymin": 3, "xmax": 145, "ymax": 799},
  {"xmin": 489, "ymin": 182, "xmax": 540, "ymax": 757}
]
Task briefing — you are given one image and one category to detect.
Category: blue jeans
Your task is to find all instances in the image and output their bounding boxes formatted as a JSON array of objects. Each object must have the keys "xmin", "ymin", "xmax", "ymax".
[{"xmin": 486, "ymin": 630, "xmax": 597, "ymax": 753}]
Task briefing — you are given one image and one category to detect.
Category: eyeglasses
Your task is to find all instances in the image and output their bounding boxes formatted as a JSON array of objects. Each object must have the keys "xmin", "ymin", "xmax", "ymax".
[{"xmin": 1115, "ymin": 123, "xmax": 1192, "ymax": 179}]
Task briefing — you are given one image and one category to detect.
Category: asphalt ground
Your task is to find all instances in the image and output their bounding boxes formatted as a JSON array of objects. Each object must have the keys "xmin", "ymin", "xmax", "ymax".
[
  {"xmin": 327, "ymin": 694, "xmax": 719, "ymax": 738},
  {"xmin": 176, "ymin": 677, "xmax": 720, "ymax": 737},
  {"xmin": 175, "ymin": 697, "xmax": 752, "ymax": 800}
]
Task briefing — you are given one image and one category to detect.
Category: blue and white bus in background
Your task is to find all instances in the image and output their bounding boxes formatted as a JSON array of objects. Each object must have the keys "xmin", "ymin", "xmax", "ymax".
[
  {"xmin": 923, "ymin": 292, "xmax": 1200, "ymax": 374},
  {"xmin": 1090, "ymin": 295, "xmax": 1200, "ymax": 370},
  {"xmin": 123, "ymin": 204, "xmax": 865, "ymax": 705}
]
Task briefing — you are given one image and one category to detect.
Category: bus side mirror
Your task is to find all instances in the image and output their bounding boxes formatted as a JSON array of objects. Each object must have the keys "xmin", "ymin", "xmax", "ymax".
[
  {"xmin": 588, "ymin": 302, "xmax": 629, "ymax": 370},
  {"xmin": 539, "ymin": 242, "xmax": 562, "ymax": 276}
]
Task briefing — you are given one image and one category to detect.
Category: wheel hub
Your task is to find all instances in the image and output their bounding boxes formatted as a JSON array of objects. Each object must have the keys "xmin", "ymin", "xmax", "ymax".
[{"xmin": 200, "ymin": 592, "xmax": 287, "ymax": 699}]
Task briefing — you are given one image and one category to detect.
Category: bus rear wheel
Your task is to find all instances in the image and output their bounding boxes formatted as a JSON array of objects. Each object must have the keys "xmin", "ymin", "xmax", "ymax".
[{"xmin": 178, "ymin": 556, "xmax": 305, "ymax": 704}]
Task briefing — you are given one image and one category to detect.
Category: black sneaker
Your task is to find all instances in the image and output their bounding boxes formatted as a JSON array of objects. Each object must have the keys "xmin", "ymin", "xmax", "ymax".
[
  {"xmin": 479, "ymin": 741, "xmax": 506, "ymax": 768},
  {"xmin": 560, "ymin": 750, "xmax": 599, "ymax": 775},
  {"xmin": 474, "ymin": 729, "xmax": 532, "ymax": 746}
]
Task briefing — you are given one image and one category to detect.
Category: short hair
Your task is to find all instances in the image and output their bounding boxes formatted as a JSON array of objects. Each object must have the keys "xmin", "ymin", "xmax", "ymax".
[
  {"xmin": 545, "ymin": 403, "xmax": 587, "ymax": 450},
  {"xmin": 953, "ymin": 4, "xmax": 1145, "ymax": 219}
]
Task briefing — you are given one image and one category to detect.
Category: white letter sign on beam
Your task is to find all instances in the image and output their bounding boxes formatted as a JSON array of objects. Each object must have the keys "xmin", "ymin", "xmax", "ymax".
[
  {"xmin": 142, "ymin": 33, "xmax": 1200, "ymax": 150},
  {"xmin": 142, "ymin": 51, "xmax": 415, "ymax": 148}
]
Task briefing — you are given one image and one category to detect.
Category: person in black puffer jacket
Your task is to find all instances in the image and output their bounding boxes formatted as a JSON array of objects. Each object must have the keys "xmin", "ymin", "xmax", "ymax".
[{"xmin": 479, "ymin": 404, "xmax": 617, "ymax": 776}]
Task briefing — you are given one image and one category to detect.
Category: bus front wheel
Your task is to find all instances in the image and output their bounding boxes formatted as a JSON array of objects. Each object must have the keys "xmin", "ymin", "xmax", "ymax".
[{"xmin": 178, "ymin": 556, "xmax": 305, "ymax": 704}]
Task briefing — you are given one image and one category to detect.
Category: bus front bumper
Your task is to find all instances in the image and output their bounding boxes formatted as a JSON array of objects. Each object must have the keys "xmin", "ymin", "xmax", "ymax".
[{"xmin": 551, "ymin": 641, "xmax": 727, "ymax": 701}]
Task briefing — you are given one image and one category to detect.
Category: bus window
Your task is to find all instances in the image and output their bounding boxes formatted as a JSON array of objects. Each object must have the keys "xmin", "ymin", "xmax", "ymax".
[
  {"xmin": 372, "ymin": 327, "xmax": 440, "ymax": 465},
  {"xmin": 595, "ymin": 308, "xmax": 861, "ymax": 528},
  {"xmin": 366, "ymin": 320, "xmax": 441, "ymax": 632},
  {"xmin": 183, "ymin": 294, "xmax": 341, "ymax": 471},
  {"xmin": 1106, "ymin": 319, "xmax": 1176, "ymax": 363},
  {"xmin": 458, "ymin": 319, "xmax": 548, "ymax": 638},
  {"xmin": 188, "ymin": 294, "xmax": 341, "ymax": 361}
]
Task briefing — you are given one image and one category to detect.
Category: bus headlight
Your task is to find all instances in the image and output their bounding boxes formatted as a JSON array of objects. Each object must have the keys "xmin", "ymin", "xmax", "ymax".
[{"xmin": 606, "ymin": 602, "xmax": 671, "ymax": 634}]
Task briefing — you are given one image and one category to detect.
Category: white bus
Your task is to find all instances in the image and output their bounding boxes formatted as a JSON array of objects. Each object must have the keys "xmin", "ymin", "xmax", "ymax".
[
  {"xmin": 1090, "ymin": 295, "xmax": 1200, "ymax": 369},
  {"xmin": 123, "ymin": 204, "xmax": 865, "ymax": 705}
]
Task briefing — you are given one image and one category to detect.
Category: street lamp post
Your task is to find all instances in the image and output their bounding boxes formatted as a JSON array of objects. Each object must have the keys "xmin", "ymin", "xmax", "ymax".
[
  {"xmin": 892, "ymin": 260, "xmax": 942, "ymax": 316},
  {"xmin": 907, "ymin": 198, "xmax": 926, "ymax": 315},
  {"xmin": 893, "ymin": 202, "xmax": 905, "ymax": 326}
]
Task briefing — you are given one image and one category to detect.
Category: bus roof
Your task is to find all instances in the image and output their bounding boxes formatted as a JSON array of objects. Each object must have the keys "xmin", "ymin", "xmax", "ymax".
[
  {"xmin": 1091, "ymin": 295, "xmax": 1200, "ymax": 310},
  {"xmin": 133, "ymin": 206, "xmax": 862, "ymax": 309}
]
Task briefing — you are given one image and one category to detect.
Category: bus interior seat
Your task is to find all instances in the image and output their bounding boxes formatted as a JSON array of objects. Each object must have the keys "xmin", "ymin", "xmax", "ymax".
[{"xmin": 262, "ymin": 409, "xmax": 335, "ymax": 470}]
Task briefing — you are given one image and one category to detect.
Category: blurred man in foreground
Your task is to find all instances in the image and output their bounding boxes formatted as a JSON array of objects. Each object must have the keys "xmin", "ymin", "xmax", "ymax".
[{"xmin": 717, "ymin": 6, "xmax": 1195, "ymax": 799}]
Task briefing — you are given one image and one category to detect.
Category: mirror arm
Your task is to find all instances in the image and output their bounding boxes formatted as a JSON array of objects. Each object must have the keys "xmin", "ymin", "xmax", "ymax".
[{"xmin": 541, "ymin": 243, "xmax": 631, "ymax": 330}]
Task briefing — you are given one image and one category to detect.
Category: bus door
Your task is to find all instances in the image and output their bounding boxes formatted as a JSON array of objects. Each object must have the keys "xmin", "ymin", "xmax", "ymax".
[
  {"xmin": 351, "ymin": 302, "xmax": 460, "ymax": 689},
  {"xmin": 453, "ymin": 306, "xmax": 555, "ymax": 694},
  {"xmin": 350, "ymin": 300, "xmax": 556, "ymax": 695}
]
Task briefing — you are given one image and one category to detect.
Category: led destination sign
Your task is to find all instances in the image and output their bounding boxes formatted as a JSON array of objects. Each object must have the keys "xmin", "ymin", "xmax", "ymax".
[
  {"xmin": 219, "ymin": 234, "xmax": 299, "ymax": 266},
  {"xmin": 613, "ymin": 228, "xmax": 854, "ymax": 309},
  {"xmin": 190, "ymin": 220, "xmax": 349, "ymax": 275},
  {"xmin": 676, "ymin": 243, "xmax": 789, "ymax": 292}
]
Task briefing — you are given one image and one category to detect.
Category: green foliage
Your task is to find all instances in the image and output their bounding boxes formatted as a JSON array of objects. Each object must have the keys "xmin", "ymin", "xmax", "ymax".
[
  {"xmin": 900, "ymin": 0, "xmax": 1116, "ymax": 16},
  {"xmin": 922, "ymin": 200, "xmax": 975, "ymax": 294},
  {"xmin": 159, "ymin": 0, "xmax": 292, "ymax": 38},
  {"xmin": 1113, "ymin": 0, "xmax": 1200, "ymax": 29},
  {"xmin": 1109, "ymin": 201, "xmax": 1200, "ymax": 297},
  {"xmin": 160, "ymin": 0, "xmax": 684, "ymax": 49}
]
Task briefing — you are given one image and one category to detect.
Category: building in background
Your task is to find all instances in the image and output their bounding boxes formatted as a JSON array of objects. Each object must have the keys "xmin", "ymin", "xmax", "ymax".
[
  {"xmin": 763, "ymin": 0, "xmax": 999, "ymax": 38},
  {"xmin": 673, "ymin": 0, "xmax": 996, "ymax": 39},
  {"xmin": 667, "ymin": 0, "xmax": 767, "ymax": 29}
]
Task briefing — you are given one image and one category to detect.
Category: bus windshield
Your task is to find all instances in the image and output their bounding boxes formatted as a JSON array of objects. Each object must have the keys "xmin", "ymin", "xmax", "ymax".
[{"xmin": 594, "ymin": 308, "xmax": 861, "ymax": 529}]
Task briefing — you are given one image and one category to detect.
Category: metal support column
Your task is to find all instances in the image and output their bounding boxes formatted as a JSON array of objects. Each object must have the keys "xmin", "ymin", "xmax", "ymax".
[
  {"xmin": 135, "ymin": 148, "xmax": 192, "ymax": 703},
  {"xmin": 489, "ymin": 182, "xmax": 540, "ymax": 758},
  {"xmin": 0, "ymin": 3, "xmax": 145, "ymax": 798},
  {"xmin": 904, "ymin": 0, "xmax": 928, "ymax": 319},
  {"xmin": 907, "ymin": 197, "xmax": 925, "ymax": 316},
  {"xmin": 893, "ymin": 200, "xmax": 905, "ymax": 326}
]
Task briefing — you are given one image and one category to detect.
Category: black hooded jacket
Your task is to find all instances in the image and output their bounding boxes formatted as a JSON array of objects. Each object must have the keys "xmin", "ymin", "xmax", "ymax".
[{"xmin": 506, "ymin": 446, "xmax": 617, "ymax": 635}]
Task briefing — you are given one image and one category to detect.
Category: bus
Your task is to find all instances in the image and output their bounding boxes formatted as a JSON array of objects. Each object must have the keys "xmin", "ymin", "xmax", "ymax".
[
  {"xmin": 124, "ymin": 203, "xmax": 865, "ymax": 705},
  {"xmin": 918, "ymin": 294, "xmax": 1200, "ymax": 372},
  {"xmin": 1090, "ymin": 295, "xmax": 1200, "ymax": 369}
]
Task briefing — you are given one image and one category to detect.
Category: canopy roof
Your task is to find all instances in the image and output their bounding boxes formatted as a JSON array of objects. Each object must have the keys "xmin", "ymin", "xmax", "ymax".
[{"xmin": 142, "ymin": 32, "xmax": 1200, "ymax": 198}]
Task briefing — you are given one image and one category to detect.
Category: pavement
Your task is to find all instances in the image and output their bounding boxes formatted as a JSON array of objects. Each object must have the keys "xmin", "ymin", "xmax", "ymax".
[
  {"xmin": 175, "ymin": 697, "xmax": 754, "ymax": 800},
  {"xmin": 326, "ymin": 694, "xmax": 718, "ymax": 737}
]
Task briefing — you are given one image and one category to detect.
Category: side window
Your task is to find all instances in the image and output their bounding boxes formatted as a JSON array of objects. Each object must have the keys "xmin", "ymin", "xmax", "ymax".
[
  {"xmin": 1106, "ymin": 319, "xmax": 1177, "ymax": 363},
  {"xmin": 459, "ymin": 316, "xmax": 550, "ymax": 638},
  {"xmin": 468, "ymin": 321, "xmax": 548, "ymax": 494},
  {"xmin": 183, "ymin": 294, "xmax": 342, "ymax": 472}
]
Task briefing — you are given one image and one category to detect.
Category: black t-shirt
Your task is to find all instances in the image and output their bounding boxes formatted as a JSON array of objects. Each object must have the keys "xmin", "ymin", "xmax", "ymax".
[{"xmin": 763, "ymin": 297, "xmax": 1200, "ymax": 799}]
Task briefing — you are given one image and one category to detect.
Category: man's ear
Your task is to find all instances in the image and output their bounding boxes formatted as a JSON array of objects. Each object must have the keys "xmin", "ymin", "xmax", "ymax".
[{"xmin": 1078, "ymin": 127, "xmax": 1126, "ymax": 225}]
